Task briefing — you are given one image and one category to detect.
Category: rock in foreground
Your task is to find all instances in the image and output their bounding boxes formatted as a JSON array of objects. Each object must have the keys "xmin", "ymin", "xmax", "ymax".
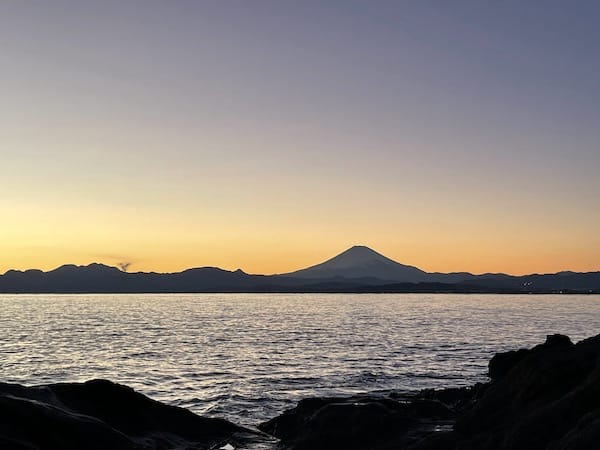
[
  {"xmin": 260, "ymin": 334, "xmax": 600, "ymax": 449},
  {"xmin": 452, "ymin": 333, "xmax": 600, "ymax": 450},
  {"xmin": 0, "ymin": 379, "xmax": 268, "ymax": 450},
  {"xmin": 2, "ymin": 334, "xmax": 599, "ymax": 449}
]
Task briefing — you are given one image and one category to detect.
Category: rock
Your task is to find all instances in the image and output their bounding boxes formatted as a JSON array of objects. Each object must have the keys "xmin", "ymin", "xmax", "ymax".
[
  {"xmin": 0, "ymin": 379, "xmax": 268, "ymax": 450},
  {"xmin": 452, "ymin": 334, "xmax": 600, "ymax": 450},
  {"xmin": 412, "ymin": 385, "xmax": 486, "ymax": 415},
  {"xmin": 488, "ymin": 334, "xmax": 573, "ymax": 382},
  {"xmin": 488, "ymin": 348, "xmax": 530, "ymax": 382},
  {"xmin": 258, "ymin": 393, "xmax": 460, "ymax": 450},
  {"xmin": 261, "ymin": 334, "xmax": 600, "ymax": 450}
]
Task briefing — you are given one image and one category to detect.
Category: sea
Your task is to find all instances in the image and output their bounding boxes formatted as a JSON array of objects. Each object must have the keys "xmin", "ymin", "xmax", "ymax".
[{"xmin": 1, "ymin": 293, "xmax": 599, "ymax": 427}]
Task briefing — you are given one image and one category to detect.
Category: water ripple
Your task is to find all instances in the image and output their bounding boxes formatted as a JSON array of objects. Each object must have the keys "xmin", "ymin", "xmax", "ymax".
[{"xmin": 0, "ymin": 293, "xmax": 599, "ymax": 426}]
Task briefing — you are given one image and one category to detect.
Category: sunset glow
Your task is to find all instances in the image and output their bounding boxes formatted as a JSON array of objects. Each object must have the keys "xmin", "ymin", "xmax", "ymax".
[{"xmin": 2, "ymin": 1, "xmax": 599, "ymax": 276}]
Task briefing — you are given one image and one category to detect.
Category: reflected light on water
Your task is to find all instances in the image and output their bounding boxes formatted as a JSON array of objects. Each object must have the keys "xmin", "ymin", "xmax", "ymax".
[{"xmin": 1, "ymin": 293, "xmax": 599, "ymax": 426}]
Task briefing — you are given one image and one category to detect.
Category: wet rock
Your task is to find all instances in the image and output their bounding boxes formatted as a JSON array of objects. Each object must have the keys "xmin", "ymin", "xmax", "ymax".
[
  {"xmin": 0, "ymin": 379, "xmax": 267, "ymax": 450},
  {"xmin": 412, "ymin": 384, "xmax": 485, "ymax": 415},
  {"xmin": 258, "ymin": 393, "xmax": 459, "ymax": 450},
  {"xmin": 262, "ymin": 334, "xmax": 600, "ymax": 450}
]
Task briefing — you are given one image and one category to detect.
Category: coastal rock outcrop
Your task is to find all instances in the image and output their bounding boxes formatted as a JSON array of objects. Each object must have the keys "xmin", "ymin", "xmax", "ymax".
[
  {"xmin": 257, "ymin": 385, "xmax": 487, "ymax": 450},
  {"xmin": 260, "ymin": 333, "xmax": 600, "ymax": 449},
  {"xmin": 0, "ymin": 379, "xmax": 268, "ymax": 450},
  {"xmin": 452, "ymin": 333, "xmax": 600, "ymax": 450}
]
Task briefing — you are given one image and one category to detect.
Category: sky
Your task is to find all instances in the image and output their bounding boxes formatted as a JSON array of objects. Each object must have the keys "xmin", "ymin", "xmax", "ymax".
[{"xmin": 1, "ymin": 1, "xmax": 599, "ymax": 275}]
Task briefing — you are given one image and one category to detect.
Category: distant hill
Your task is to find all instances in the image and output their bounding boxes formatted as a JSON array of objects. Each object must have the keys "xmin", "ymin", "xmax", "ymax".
[
  {"xmin": 0, "ymin": 264, "xmax": 275, "ymax": 293},
  {"xmin": 283, "ymin": 245, "xmax": 429, "ymax": 283},
  {"xmin": 1, "ymin": 246, "xmax": 599, "ymax": 293}
]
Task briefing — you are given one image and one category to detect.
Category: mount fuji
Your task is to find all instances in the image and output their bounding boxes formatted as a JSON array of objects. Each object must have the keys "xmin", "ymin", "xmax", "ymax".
[{"xmin": 283, "ymin": 245, "xmax": 429, "ymax": 283}]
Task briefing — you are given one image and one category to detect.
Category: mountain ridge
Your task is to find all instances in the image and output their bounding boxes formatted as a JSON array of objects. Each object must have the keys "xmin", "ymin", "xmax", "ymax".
[{"xmin": 1, "ymin": 246, "xmax": 599, "ymax": 293}]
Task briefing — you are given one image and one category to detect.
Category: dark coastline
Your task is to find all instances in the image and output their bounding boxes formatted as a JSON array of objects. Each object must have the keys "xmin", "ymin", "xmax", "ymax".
[
  {"xmin": 2, "ymin": 289, "xmax": 599, "ymax": 294},
  {"xmin": 2, "ymin": 334, "xmax": 599, "ymax": 449},
  {"xmin": 2, "ymin": 253, "xmax": 599, "ymax": 294},
  {"xmin": 3, "ymin": 290, "xmax": 599, "ymax": 294}
]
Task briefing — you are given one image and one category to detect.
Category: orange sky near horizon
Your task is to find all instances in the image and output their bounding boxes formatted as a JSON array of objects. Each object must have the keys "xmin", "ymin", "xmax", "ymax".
[
  {"xmin": 2, "ymin": 198, "xmax": 599, "ymax": 276},
  {"xmin": 2, "ymin": 241, "xmax": 599, "ymax": 277}
]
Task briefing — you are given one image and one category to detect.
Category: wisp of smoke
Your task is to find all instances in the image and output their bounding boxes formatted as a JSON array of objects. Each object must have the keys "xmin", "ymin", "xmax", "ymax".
[{"xmin": 118, "ymin": 262, "xmax": 132, "ymax": 272}]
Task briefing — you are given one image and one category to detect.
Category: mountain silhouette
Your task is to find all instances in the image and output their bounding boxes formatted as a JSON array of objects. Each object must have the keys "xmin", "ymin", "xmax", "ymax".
[
  {"xmin": 284, "ymin": 245, "xmax": 428, "ymax": 282},
  {"xmin": 0, "ymin": 264, "xmax": 271, "ymax": 293},
  {"xmin": 0, "ymin": 246, "xmax": 598, "ymax": 293}
]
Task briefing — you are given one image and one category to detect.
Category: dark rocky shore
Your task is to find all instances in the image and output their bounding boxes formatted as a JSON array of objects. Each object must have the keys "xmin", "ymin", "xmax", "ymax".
[
  {"xmin": 0, "ymin": 379, "xmax": 271, "ymax": 450},
  {"xmin": 260, "ymin": 333, "xmax": 600, "ymax": 450},
  {"xmin": 2, "ymin": 334, "xmax": 599, "ymax": 449}
]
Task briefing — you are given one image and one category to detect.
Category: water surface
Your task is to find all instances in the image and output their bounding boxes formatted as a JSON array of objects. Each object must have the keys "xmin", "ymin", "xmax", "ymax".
[{"xmin": 1, "ymin": 293, "xmax": 599, "ymax": 426}]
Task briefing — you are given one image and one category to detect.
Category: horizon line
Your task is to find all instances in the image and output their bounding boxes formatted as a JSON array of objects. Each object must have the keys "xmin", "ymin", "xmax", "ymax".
[{"xmin": 2, "ymin": 250, "xmax": 598, "ymax": 279}]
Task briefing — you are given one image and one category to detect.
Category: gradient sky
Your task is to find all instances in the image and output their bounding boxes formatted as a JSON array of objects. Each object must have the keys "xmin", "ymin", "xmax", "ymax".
[{"xmin": 2, "ymin": 1, "xmax": 599, "ymax": 275}]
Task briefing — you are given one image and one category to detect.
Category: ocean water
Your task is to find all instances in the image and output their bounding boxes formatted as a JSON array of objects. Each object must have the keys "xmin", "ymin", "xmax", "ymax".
[{"xmin": 1, "ymin": 293, "xmax": 599, "ymax": 427}]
